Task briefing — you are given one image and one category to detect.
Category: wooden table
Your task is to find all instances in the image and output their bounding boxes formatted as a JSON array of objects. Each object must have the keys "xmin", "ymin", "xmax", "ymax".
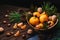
[{"xmin": 0, "ymin": 5, "xmax": 59, "ymax": 40}]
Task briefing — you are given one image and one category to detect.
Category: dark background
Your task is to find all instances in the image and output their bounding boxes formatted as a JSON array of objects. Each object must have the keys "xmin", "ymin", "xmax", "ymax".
[{"xmin": 0, "ymin": 0, "xmax": 60, "ymax": 12}]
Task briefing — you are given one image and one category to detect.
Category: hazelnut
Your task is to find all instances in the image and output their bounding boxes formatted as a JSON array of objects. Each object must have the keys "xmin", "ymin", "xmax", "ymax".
[
  {"xmin": 5, "ymin": 14, "xmax": 9, "ymax": 17},
  {"xmin": 27, "ymin": 29, "xmax": 33, "ymax": 34},
  {"xmin": 3, "ymin": 21, "xmax": 7, "ymax": 24},
  {"xmin": 13, "ymin": 23, "xmax": 18, "ymax": 29},
  {"xmin": 14, "ymin": 31, "xmax": 20, "ymax": 37},
  {"xmin": 0, "ymin": 27, "xmax": 4, "ymax": 32},
  {"xmin": 17, "ymin": 22, "xmax": 23, "ymax": 28},
  {"xmin": 21, "ymin": 25, "xmax": 27, "ymax": 30}
]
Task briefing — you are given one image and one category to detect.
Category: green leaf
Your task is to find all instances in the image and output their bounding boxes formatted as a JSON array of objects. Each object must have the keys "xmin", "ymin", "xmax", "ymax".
[
  {"xmin": 9, "ymin": 11, "xmax": 22, "ymax": 23},
  {"xmin": 42, "ymin": 2, "xmax": 57, "ymax": 16}
]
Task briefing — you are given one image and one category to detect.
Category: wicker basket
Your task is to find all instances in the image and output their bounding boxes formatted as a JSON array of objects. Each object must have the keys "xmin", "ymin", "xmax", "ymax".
[{"xmin": 26, "ymin": 14, "xmax": 58, "ymax": 31}]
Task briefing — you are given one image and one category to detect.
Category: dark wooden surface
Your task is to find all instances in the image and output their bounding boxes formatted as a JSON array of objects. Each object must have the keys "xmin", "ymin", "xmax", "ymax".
[
  {"xmin": 0, "ymin": 5, "xmax": 58, "ymax": 40},
  {"xmin": 0, "ymin": 5, "xmax": 33, "ymax": 40}
]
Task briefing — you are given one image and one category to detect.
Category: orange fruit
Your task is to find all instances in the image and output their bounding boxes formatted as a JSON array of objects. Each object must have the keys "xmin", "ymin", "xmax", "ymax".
[
  {"xmin": 33, "ymin": 12, "xmax": 40, "ymax": 17},
  {"xmin": 39, "ymin": 12, "xmax": 48, "ymax": 23},
  {"xmin": 29, "ymin": 17, "xmax": 39, "ymax": 25}
]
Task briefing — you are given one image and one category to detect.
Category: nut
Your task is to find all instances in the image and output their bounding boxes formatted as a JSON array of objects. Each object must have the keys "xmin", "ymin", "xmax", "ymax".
[
  {"xmin": 14, "ymin": 31, "xmax": 20, "ymax": 37},
  {"xmin": 27, "ymin": 29, "xmax": 33, "ymax": 34},
  {"xmin": 5, "ymin": 14, "xmax": 9, "ymax": 17},
  {"xmin": 13, "ymin": 23, "xmax": 18, "ymax": 29},
  {"xmin": 35, "ymin": 25, "xmax": 40, "ymax": 30},
  {"xmin": 37, "ymin": 7, "xmax": 42, "ymax": 13},
  {"xmin": 48, "ymin": 16, "xmax": 52, "ymax": 21},
  {"xmin": 3, "ymin": 21, "xmax": 7, "ymax": 24},
  {"xmin": 21, "ymin": 25, "xmax": 27, "ymax": 30},
  {"xmin": 17, "ymin": 22, "xmax": 23, "ymax": 28},
  {"xmin": 6, "ymin": 32, "xmax": 11, "ymax": 36},
  {"xmin": 7, "ymin": 24, "xmax": 11, "ymax": 26},
  {"xmin": 0, "ymin": 27, "xmax": 4, "ymax": 32},
  {"xmin": 48, "ymin": 21, "xmax": 54, "ymax": 26},
  {"xmin": 52, "ymin": 15, "xmax": 57, "ymax": 22}
]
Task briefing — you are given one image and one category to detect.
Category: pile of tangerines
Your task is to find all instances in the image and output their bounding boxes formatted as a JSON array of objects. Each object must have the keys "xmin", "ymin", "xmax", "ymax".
[{"xmin": 29, "ymin": 7, "xmax": 57, "ymax": 30}]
